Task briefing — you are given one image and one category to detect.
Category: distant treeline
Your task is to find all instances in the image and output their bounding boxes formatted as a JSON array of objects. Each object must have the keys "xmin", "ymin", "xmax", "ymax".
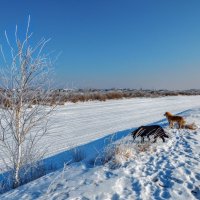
[
  {"xmin": 50, "ymin": 89, "xmax": 200, "ymax": 104},
  {"xmin": 1, "ymin": 88, "xmax": 200, "ymax": 107}
]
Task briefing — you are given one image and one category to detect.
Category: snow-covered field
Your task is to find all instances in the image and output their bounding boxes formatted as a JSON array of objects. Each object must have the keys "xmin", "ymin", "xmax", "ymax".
[
  {"xmin": 42, "ymin": 96, "xmax": 200, "ymax": 159},
  {"xmin": 1, "ymin": 96, "xmax": 200, "ymax": 199}
]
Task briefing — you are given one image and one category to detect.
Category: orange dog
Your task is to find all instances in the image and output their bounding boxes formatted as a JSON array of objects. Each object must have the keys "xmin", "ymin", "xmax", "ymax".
[{"xmin": 164, "ymin": 112, "xmax": 186, "ymax": 129}]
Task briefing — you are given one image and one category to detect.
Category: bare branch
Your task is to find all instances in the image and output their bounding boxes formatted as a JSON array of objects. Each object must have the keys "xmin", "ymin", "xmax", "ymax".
[{"xmin": 0, "ymin": 17, "xmax": 56, "ymax": 190}]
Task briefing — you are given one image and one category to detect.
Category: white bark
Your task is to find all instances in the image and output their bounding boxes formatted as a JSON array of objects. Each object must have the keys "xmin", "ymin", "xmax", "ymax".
[{"xmin": 0, "ymin": 17, "xmax": 56, "ymax": 189}]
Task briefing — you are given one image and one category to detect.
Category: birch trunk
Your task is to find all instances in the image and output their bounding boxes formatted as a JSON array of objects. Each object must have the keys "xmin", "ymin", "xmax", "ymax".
[
  {"xmin": 0, "ymin": 17, "xmax": 55, "ymax": 190},
  {"xmin": 13, "ymin": 104, "xmax": 20, "ymax": 187}
]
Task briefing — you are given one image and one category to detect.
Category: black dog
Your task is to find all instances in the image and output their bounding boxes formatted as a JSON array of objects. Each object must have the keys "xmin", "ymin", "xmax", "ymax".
[{"xmin": 131, "ymin": 125, "xmax": 169, "ymax": 143}]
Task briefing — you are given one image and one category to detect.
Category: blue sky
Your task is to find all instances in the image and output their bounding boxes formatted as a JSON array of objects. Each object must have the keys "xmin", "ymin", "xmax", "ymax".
[{"xmin": 0, "ymin": 0, "xmax": 200, "ymax": 89}]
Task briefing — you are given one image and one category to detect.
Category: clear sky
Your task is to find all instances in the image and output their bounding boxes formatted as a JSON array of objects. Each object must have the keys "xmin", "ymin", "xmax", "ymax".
[{"xmin": 0, "ymin": 0, "xmax": 200, "ymax": 90}]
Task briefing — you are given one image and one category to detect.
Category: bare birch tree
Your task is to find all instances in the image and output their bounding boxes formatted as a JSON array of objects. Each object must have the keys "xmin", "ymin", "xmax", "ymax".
[{"xmin": 0, "ymin": 16, "xmax": 55, "ymax": 189}]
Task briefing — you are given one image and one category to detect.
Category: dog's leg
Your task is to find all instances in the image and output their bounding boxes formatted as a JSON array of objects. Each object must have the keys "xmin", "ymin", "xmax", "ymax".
[
  {"xmin": 141, "ymin": 137, "xmax": 144, "ymax": 143},
  {"xmin": 161, "ymin": 136, "xmax": 165, "ymax": 142},
  {"xmin": 132, "ymin": 128, "xmax": 141, "ymax": 141},
  {"xmin": 164, "ymin": 134, "xmax": 169, "ymax": 138},
  {"xmin": 179, "ymin": 122, "xmax": 184, "ymax": 129},
  {"xmin": 167, "ymin": 119, "xmax": 171, "ymax": 128},
  {"xmin": 132, "ymin": 128, "xmax": 144, "ymax": 142},
  {"xmin": 180, "ymin": 122, "xmax": 183, "ymax": 129}
]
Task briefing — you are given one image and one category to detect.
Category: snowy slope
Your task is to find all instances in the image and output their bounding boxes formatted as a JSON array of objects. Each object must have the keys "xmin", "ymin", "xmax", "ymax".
[
  {"xmin": 1, "ymin": 97, "xmax": 200, "ymax": 200},
  {"xmin": 37, "ymin": 96, "xmax": 200, "ymax": 159},
  {"xmin": 1, "ymin": 96, "xmax": 200, "ymax": 171},
  {"xmin": 2, "ymin": 96, "xmax": 200, "ymax": 171}
]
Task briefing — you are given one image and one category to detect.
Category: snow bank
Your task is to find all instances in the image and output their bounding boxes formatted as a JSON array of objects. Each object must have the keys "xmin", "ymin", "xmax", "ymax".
[{"xmin": 1, "ymin": 103, "xmax": 200, "ymax": 199}]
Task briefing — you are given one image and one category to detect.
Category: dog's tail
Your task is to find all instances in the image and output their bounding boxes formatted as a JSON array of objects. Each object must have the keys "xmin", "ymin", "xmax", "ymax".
[{"xmin": 184, "ymin": 123, "xmax": 197, "ymax": 130}]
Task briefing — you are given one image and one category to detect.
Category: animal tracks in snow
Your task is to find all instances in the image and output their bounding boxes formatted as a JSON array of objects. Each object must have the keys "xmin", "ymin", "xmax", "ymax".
[{"xmin": 1, "ymin": 106, "xmax": 200, "ymax": 200}]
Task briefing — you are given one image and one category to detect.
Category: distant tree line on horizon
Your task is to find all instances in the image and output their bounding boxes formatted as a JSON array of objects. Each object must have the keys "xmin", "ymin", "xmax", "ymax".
[{"xmin": 1, "ymin": 88, "xmax": 200, "ymax": 108}]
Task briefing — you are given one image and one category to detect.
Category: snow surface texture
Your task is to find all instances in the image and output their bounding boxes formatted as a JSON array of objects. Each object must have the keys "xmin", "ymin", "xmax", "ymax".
[
  {"xmin": 17, "ymin": 96, "xmax": 200, "ymax": 170},
  {"xmin": 1, "ymin": 96, "xmax": 200, "ymax": 171},
  {"xmin": 1, "ymin": 96, "xmax": 200, "ymax": 199},
  {"xmin": 47, "ymin": 96, "xmax": 200, "ymax": 154},
  {"xmin": 2, "ymin": 96, "xmax": 200, "ymax": 172}
]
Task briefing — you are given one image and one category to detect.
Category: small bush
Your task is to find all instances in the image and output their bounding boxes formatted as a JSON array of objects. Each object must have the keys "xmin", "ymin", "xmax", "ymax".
[
  {"xmin": 135, "ymin": 143, "xmax": 150, "ymax": 153},
  {"xmin": 95, "ymin": 142, "xmax": 134, "ymax": 167}
]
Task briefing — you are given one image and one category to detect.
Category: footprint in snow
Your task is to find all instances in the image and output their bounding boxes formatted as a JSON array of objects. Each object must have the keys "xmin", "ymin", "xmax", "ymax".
[
  {"xmin": 191, "ymin": 186, "xmax": 200, "ymax": 199},
  {"xmin": 111, "ymin": 193, "xmax": 120, "ymax": 200},
  {"xmin": 161, "ymin": 190, "xmax": 171, "ymax": 199},
  {"xmin": 83, "ymin": 179, "xmax": 93, "ymax": 185},
  {"xmin": 104, "ymin": 171, "xmax": 118, "ymax": 179},
  {"xmin": 152, "ymin": 176, "xmax": 159, "ymax": 182},
  {"xmin": 184, "ymin": 168, "xmax": 191, "ymax": 175},
  {"xmin": 131, "ymin": 179, "xmax": 141, "ymax": 197},
  {"xmin": 81, "ymin": 197, "xmax": 90, "ymax": 200},
  {"xmin": 187, "ymin": 182, "xmax": 195, "ymax": 190},
  {"xmin": 170, "ymin": 177, "xmax": 184, "ymax": 184},
  {"xmin": 52, "ymin": 192, "xmax": 69, "ymax": 199},
  {"xmin": 158, "ymin": 178, "xmax": 173, "ymax": 189},
  {"xmin": 195, "ymin": 173, "xmax": 200, "ymax": 181},
  {"xmin": 32, "ymin": 191, "xmax": 42, "ymax": 199}
]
